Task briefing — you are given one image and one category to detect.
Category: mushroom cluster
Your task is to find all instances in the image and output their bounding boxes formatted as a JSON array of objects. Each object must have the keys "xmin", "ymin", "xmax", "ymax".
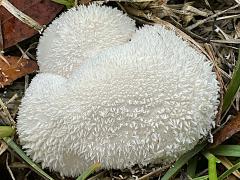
[{"xmin": 17, "ymin": 4, "xmax": 220, "ymax": 177}]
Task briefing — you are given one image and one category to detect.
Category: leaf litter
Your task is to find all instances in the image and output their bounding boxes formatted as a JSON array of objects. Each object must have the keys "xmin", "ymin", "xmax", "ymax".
[{"xmin": 0, "ymin": 0, "xmax": 240, "ymax": 179}]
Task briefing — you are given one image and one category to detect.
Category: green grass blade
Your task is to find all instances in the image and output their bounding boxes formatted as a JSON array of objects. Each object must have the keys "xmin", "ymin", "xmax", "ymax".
[
  {"xmin": 222, "ymin": 48, "xmax": 240, "ymax": 112},
  {"xmin": 3, "ymin": 137, "xmax": 54, "ymax": 180},
  {"xmin": 203, "ymin": 152, "xmax": 218, "ymax": 180},
  {"xmin": 192, "ymin": 175, "xmax": 209, "ymax": 180},
  {"xmin": 210, "ymin": 145, "xmax": 240, "ymax": 157},
  {"xmin": 51, "ymin": 0, "xmax": 74, "ymax": 8},
  {"xmin": 0, "ymin": 126, "xmax": 14, "ymax": 138},
  {"xmin": 161, "ymin": 141, "xmax": 207, "ymax": 180},
  {"xmin": 218, "ymin": 161, "xmax": 240, "ymax": 180},
  {"xmin": 187, "ymin": 156, "xmax": 198, "ymax": 178},
  {"xmin": 76, "ymin": 163, "xmax": 101, "ymax": 180}
]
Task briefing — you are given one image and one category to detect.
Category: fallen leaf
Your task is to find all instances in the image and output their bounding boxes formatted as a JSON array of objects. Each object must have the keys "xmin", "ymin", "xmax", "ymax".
[
  {"xmin": 211, "ymin": 113, "xmax": 240, "ymax": 148},
  {"xmin": 0, "ymin": 0, "xmax": 63, "ymax": 49},
  {"xmin": 0, "ymin": 55, "xmax": 38, "ymax": 87}
]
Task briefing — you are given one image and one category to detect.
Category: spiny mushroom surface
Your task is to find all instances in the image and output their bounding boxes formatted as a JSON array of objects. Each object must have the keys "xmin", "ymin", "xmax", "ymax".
[
  {"xmin": 17, "ymin": 73, "xmax": 96, "ymax": 175},
  {"xmin": 17, "ymin": 8, "xmax": 220, "ymax": 177},
  {"xmin": 37, "ymin": 4, "xmax": 136, "ymax": 77},
  {"xmin": 68, "ymin": 25, "xmax": 220, "ymax": 169}
]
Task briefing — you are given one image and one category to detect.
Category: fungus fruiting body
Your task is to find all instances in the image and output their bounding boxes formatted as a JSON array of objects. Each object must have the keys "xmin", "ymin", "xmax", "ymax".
[
  {"xmin": 17, "ymin": 5, "xmax": 220, "ymax": 177},
  {"xmin": 37, "ymin": 4, "xmax": 136, "ymax": 77},
  {"xmin": 67, "ymin": 25, "xmax": 220, "ymax": 169}
]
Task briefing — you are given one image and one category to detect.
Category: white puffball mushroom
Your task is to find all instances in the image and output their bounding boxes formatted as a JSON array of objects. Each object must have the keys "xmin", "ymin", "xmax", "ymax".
[
  {"xmin": 17, "ymin": 24, "xmax": 220, "ymax": 177},
  {"xmin": 37, "ymin": 4, "xmax": 136, "ymax": 77},
  {"xmin": 68, "ymin": 25, "xmax": 220, "ymax": 169},
  {"xmin": 17, "ymin": 74, "xmax": 96, "ymax": 176}
]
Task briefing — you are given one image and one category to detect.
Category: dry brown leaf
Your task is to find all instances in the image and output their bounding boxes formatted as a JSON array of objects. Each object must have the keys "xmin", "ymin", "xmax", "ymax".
[
  {"xmin": 0, "ymin": 0, "xmax": 63, "ymax": 49},
  {"xmin": 0, "ymin": 55, "xmax": 38, "ymax": 87},
  {"xmin": 211, "ymin": 113, "xmax": 240, "ymax": 148}
]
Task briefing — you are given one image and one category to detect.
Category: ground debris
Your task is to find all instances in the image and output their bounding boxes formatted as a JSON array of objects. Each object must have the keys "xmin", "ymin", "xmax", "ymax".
[{"xmin": 0, "ymin": 55, "xmax": 38, "ymax": 87}]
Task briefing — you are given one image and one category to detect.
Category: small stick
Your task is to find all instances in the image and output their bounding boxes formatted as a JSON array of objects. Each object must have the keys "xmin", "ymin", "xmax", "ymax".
[
  {"xmin": 210, "ymin": 39, "xmax": 240, "ymax": 44},
  {"xmin": 0, "ymin": 0, "xmax": 43, "ymax": 32},
  {"xmin": 5, "ymin": 94, "xmax": 18, "ymax": 105},
  {"xmin": 16, "ymin": 44, "xmax": 29, "ymax": 59},
  {"xmin": 186, "ymin": 4, "xmax": 240, "ymax": 30},
  {"xmin": 216, "ymin": 14, "xmax": 240, "ymax": 20},
  {"xmin": 184, "ymin": 5, "xmax": 209, "ymax": 17},
  {"xmin": 0, "ymin": 98, "xmax": 15, "ymax": 126},
  {"xmin": 0, "ymin": 53, "xmax": 10, "ymax": 66},
  {"xmin": 138, "ymin": 165, "xmax": 170, "ymax": 180},
  {"xmin": 6, "ymin": 153, "xmax": 16, "ymax": 180}
]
